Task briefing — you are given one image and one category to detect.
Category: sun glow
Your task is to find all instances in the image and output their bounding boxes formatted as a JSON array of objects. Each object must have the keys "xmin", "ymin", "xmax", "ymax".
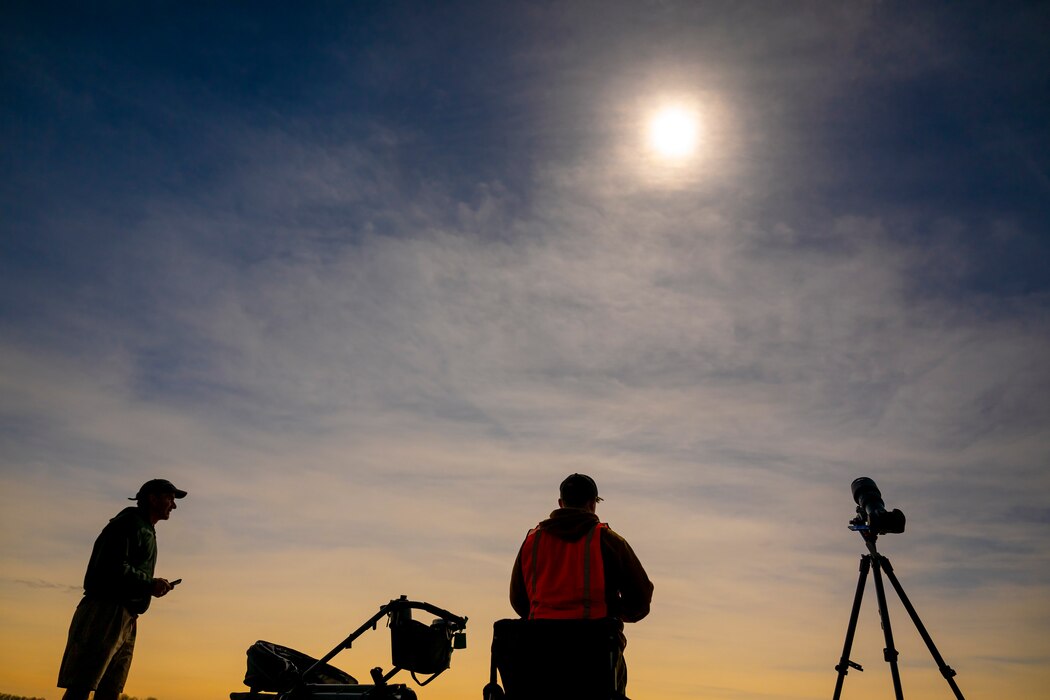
[{"xmin": 648, "ymin": 105, "xmax": 700, "ymax": 159}]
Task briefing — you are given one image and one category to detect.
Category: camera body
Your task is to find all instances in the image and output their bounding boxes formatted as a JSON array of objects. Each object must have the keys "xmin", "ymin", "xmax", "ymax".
[{"xmin": 850, "ymin": 477, "xmax": 906, "ymax": 534}]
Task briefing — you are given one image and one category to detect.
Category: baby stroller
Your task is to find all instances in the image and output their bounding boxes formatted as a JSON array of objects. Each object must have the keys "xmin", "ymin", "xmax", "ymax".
[
  {"xmin": 482, "ymin": 618, "xmax": 629, "ymax": 700},
  {"xmin": 231, "ymin": 596, "xmax": 467, "ymax": 700}
]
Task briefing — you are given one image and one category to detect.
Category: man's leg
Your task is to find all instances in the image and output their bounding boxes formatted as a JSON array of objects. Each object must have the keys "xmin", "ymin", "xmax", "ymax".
[
  {"xmin": 94, "ymin": 616, "xmax": 136, "ymax": 700},
  {"xmin": 58, "ymin": 599, "xmax": 117, "ymax": 700},
  {"xmin": 615, "ymin": 653, "xmax": 628, "ymax": 696}
]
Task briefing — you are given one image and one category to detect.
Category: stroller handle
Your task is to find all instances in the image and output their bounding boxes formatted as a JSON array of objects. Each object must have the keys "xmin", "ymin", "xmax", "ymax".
[
  {"xmin": 386, "ymin": 597, "xmax": 468, "ymax": 631},
  {"xmin": 299, "ymin": 596, "xmax": 468, "ymax": 684}
]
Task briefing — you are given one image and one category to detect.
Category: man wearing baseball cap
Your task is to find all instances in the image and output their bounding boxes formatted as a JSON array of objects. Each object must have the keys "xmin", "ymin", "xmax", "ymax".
[
  {"xmin": 510, "ymin": 474, "xmax": 653, "ymax": 694},
  {"xmin": 58, "ymin": 479, "xmax": 187, "ymax": 700}
]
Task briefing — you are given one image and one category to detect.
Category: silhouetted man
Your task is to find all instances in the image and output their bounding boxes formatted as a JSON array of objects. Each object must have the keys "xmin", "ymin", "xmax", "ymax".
[
  {"xmin": 510, "ymin": 474, "xmax": 653, "ymax": 694},
  {"xmin": 58, "ymin": 479, "xmax": 186, "ymax": 700}
]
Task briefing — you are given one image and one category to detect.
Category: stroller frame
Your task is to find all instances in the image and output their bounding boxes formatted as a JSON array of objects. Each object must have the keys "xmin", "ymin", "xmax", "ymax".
[{"xmin": 232, "ymin": 596, "xmax": 468, "ymax": 700}]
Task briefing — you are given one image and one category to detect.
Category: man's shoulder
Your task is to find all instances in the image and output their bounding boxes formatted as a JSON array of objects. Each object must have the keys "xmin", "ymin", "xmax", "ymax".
[
  {"xmin": 599, "ymin": 524, "xmax": 639, "ymax": 552},
  {"xmin": 104, "ymin": 507, "xmax": 153, "ymax": 535}
]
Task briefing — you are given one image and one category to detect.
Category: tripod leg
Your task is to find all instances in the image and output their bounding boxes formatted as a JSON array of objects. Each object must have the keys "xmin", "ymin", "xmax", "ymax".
[
  {"xmin": 880, "ymin": 557, "xmax": 966, "ymax": 700},
  {"xmin": 833, "ymin": 555, "xmax": 870, "ymax": 700},
  {"xmin": 870, "ymin": 554, "xmax": 905, "ymax": 699}
]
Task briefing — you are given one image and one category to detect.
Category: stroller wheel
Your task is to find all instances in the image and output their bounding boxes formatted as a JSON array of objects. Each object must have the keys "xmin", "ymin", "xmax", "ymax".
[{"xmin": 482, "ymin": 682, "xmax": 506, "ymax": 700}]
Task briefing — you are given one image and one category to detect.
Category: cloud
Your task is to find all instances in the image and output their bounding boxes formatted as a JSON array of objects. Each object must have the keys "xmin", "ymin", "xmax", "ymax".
[
  {"xmin": 0, "ymin": 578, "xmax": 81, "ymax": 593},
  {"xmin": 2, "ymin": 4, "xmax": 1049, "ymax": 697}
]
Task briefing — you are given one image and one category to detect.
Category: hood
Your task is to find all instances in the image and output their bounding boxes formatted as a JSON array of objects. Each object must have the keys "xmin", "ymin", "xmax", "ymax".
[{"xmin": 535, "ymin": 507, "xmax": 601, "ymax": 542}]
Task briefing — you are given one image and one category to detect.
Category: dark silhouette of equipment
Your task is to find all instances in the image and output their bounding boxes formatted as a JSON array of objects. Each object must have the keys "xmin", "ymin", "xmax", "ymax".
[
  {"xmin": 483, "ymin": 618, "xmax": 628, "ymax": 700},
  {"xmin": 230, "ymin": 596, "xmax": 467, "ymax": 700},
  {"xmin": 833, "ymin": 478, "xmax": 965, "ymax": 700},
  {"xmin": 850, "ymin": 477, "xmax": 906, "ymax": 534}
]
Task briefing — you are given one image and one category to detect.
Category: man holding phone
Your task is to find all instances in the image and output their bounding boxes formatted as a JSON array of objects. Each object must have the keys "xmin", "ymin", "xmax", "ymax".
[{"xmin": 58, "ymin": 479, "xmax": 187, "ymax": 700}]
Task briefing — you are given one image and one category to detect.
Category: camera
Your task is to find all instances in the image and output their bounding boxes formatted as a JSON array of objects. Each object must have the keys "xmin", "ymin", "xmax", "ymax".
[{"xmin": 850, "ymin": 477, "xmax": 906, "ymax": 534}]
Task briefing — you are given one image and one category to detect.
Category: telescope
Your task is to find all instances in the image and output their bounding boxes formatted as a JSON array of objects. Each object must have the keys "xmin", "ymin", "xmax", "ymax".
[
  {"xmin": 849, "ymin": 477, "xmax": 905, "ymax": 535},
  {"xmin": 834, "ymin": 477, "xmax": 966, "ymax": 700}
]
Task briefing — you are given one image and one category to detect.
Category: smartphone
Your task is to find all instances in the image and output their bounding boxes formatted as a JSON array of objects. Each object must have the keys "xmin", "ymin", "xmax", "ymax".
[{"xmin": 170, "ymin": 578, "xmax": 182, "ymax": 587}]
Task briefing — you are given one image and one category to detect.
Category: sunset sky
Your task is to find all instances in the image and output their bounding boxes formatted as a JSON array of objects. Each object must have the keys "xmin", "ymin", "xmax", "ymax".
[{"xmin": 2, "ymin": 2, "xmax": 1049, "ymax": 699}]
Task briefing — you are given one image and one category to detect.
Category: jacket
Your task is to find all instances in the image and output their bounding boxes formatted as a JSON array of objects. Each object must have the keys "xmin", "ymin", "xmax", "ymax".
[
  {"xmin": 510, "ymin": 508, "xmax": 653, "ymax": 624},
  {"xmin": 83, "ymin": 506, "xmax": 158, "ymax": 615}
]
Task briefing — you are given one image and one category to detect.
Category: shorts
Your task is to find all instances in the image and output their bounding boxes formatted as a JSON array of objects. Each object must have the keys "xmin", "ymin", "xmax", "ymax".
[{"xmin": 57, "ymin": 597, "xmax": 137, "ymax": 693}]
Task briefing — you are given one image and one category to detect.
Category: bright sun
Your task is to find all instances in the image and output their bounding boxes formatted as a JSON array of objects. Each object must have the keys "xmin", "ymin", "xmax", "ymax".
[{"xmin": 648, "ymin": 106, "xmax": 700, "ymax": 159}]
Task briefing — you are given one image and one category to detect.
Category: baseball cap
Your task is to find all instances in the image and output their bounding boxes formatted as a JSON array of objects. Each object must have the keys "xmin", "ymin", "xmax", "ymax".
[
  {"xmin": 130, "ymin": 479, "xmax": 188, "ymax": 500},
  {"xmin": 559, "ymin": 473, "xmax": 603, "ymax": 504}
]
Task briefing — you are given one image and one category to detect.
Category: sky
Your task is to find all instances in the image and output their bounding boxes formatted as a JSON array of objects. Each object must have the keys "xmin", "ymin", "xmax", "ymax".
[{"xmin": 1, "ymin": 1, "xmax": 1049, "ymax": 698}]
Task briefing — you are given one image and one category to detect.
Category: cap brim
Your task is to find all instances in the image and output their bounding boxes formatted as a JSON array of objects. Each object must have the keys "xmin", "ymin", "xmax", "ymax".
[{"xmin": 132, "ymin": 488, "xmax": 188, "ymax": 499}]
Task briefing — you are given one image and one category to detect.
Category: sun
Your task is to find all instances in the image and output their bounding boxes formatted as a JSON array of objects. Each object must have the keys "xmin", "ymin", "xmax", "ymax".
[{"xmin": 648, "ymin": 105, "xmax": 700, "ymax": 159}]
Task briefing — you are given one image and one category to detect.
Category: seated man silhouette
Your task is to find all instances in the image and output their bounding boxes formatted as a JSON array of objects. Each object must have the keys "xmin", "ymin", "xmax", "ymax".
[{"xmin": 509, "ymin": 474, "xmax": 653, "ymax": 695}]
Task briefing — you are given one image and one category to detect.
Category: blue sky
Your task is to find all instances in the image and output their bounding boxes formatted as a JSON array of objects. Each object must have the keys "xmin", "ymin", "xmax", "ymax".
[{"xmin": 2, "ymin": 2, "xmax": 1049, "ymax": 699}]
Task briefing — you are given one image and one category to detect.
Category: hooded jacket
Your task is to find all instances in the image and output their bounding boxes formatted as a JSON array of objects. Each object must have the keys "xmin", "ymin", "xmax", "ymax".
[
  {"xmin": 82, "ymin": 506, "xmax": 158, "ymax": 615},
  {"xmin": 510, "ymin": 508, "xmax": 653, "ymax": 626}
]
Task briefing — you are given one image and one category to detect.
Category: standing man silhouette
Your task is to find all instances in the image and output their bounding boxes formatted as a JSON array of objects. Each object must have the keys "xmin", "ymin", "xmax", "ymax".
[
  {"xmin": 58, "ymin": 479, "xmax": 186, "ymax": 700},
  {"xmin": 510, "ymin": 474, "xmax": 653, "ymax": 694}
]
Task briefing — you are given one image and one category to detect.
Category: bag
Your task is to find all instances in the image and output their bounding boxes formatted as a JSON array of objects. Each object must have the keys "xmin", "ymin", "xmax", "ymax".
[
  {"xmin": 243, "ymin": 640, "xmax": 358, "ymax": 692},
  {"xmin": 390, "ymin": 619, "xmax": 453, "ymax": 675}
]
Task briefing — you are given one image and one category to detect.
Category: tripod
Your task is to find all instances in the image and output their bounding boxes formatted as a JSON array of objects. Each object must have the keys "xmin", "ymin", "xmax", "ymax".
[{"xmin": 832, "ymin": 527, "xmax": 966, "ymax": 700}]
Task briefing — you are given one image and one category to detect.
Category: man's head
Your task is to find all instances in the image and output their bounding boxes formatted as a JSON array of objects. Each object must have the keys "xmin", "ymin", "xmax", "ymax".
[
  {"xmin": 558, "ymin": 473, "xmax": 603, "ymax": 511},
  {"xmin": 132, "ymin": 479, "xmax": 187, "ymax": 523}
]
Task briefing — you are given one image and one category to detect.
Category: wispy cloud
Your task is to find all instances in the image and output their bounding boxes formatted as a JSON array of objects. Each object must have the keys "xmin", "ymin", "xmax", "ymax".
[
  {"xmin": 2, "ymin": 3, "xmax": 1049, "ymax": 699},
  {"xmin": 0, "ymin": 578, "xmax": 81, "ymax": 594}
]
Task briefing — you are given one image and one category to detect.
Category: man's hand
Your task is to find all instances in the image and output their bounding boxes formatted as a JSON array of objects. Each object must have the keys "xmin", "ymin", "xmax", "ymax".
[{"xmin": 151, "ymin": 578, "xmax": 174, "ymax": 597}]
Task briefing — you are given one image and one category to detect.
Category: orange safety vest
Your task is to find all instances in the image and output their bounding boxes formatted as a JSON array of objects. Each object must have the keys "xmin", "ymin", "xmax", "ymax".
[{"xmin": 521, "ymin": 523, "xmax": 608, "ymax": 619}]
